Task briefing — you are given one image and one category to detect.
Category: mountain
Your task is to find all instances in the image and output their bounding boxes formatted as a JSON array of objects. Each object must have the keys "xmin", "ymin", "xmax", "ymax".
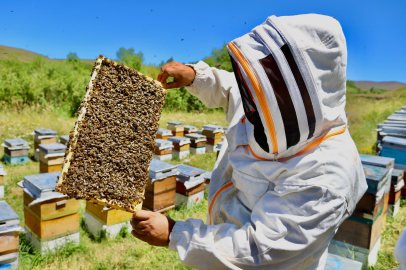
[{"xmin": 353, "ymin": 81, "xmax": 406, "ymax": 91}]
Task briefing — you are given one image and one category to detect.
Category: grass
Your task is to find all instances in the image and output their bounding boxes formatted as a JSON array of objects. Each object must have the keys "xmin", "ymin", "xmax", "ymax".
[{"xmin": 2, "ymin": 86, "xmax": 406, "ymax": 268}]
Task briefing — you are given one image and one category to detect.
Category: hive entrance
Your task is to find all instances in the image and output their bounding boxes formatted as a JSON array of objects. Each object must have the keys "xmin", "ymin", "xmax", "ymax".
[{"xmin": 56, "ymin": 56, "xmax": 165, "ymax": 212}]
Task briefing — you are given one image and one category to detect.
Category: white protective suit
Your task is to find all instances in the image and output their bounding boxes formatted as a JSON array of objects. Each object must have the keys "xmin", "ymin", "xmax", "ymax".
[{"xmin": 169, "ymin": 14, "xmax": 368, "ymax": 270}]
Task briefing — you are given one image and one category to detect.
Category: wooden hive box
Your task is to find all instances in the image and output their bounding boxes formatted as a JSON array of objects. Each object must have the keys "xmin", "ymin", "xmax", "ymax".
[
  {"xmin": 0, "ymin": 201, "xmax": 22, "ymax": 269},
  {"xmin": 168, "ymin": 137, "xmax": 191, "ymax": 159},
  {"xmin": 185, "ymin": 134, "xmax": 207, "ymax": 148},
  {"xmin": 154, "ymin": 139, "xmax": 173, "ymax": 155},
  {"xmin": 167, "ymin": 121, "xmax": 184, "ymax": 137},
  {"xmin": 34, "ymin": 129, "xmax": 58, "ymax": 146},
  {"xmin": 380, "ymin": 136, "xmax": 406, "ymax": 169},
  {"xmin": 38, "ymin": 143, "xmax": 66, "ymax": 169},
  {"xmin": 175, "ymin": 164, "xmax": 206, "ymax": 208},
  {"xmin": 2, "ymin": 139, "xmax": 30, "ymax": 165},
  {"xmin": 143, "ymin": 160, "xmax": 177, "ymax": 212},
  {"xmin": 202, "ymin": 124, "xmax": 223, "ymax": 139},
  {"xmin": 59, "ymin": 135, "xmax": 70, "ymax": 146},
  {"xmin": 55, "ymin": 56, "xmax": 166, "ymax": 213},
  {"xmin": 22, "ymin": 172, "xmax": 80, "ymax": 253},
  {"xmin": 156, "ymin": 128, "xmax": 173, "ymax": 140},
  {"xmin": 184, "ymin": 125, "xmax": 197, "ymax": 135}
]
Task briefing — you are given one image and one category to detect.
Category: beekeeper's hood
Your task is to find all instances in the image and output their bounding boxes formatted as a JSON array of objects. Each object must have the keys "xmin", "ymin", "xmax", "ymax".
[{"xmin": 227, "ymin": 14, "xmax": 347, "ymax": 159}]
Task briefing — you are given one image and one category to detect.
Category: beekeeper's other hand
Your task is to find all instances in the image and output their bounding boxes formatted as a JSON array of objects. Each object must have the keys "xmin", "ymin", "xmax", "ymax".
[
  {"xmin": 130, "ymin": 210, "xmax": 176, "ymax": 247},
  {"xmin": 158, "ymin": 61, "xmax": 195, "ymax": 89}
]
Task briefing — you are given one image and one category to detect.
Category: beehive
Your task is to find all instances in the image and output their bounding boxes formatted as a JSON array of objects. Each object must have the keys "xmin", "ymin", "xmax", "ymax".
[
  {"xmin": 185, "ymin": 134, "xmax": 206, "ymax": 155},
  {"xmin": 168, "ymin": 137, "xmax": 191, "ymax": 159},
  {"xmin": 387, "ymin": 169, "xmax": 404, "ymax": 217},
  {"xmin": 143, "ymin": 160, "xmax": 178, "ymax": 212},
  {"xmin": 204, "ymin": 171, "xmax": 212, "ymax": 194},
  {"xmin": 0, "ymin": 164, "xmax": 6, "ymax": 199},
  {"xmin": 56, "ymin": 56, "xmax": 166, "ymax": 212},
  {"xmin": 0, "ymin": 201, "xmax": 22, "ymax": 270},
  {"xmin": 152, "ymin": 139, "xmax": 173, "ymax": 161},
  {"xmin": 184, "ymin": 125, "xmax": 197, "ymax": 135},
  {"xmin": 59, "ymin": 135, "xmax": 70, "ymax": 146},
  {"xmin": 2, "ymin": 139, "xmax": 30, "ymax": 165},
  {"xmin": 156, "ymin": 128, "xmax": 173, "ymax": 140},
  {"xmin": 34, "ymin": 129, "xmax": 58, "ymax": 161},
  {"xmin": 167, "ymin": 121, "xmax": 184, "ymax": 137},
  {"xmin": 175, "ymin": 164, "xmax": 205, "ymax": 208},
  {"xmin": 22, "ymin": 172, "xmax": 80, "ymax": 254},
  {"xmin": 38, "ymin": 143, "xmax": 66, "ymax": 173},
  {"xmin": 203, "ymin": 124, "xmax": 223, "ymax": 153}
]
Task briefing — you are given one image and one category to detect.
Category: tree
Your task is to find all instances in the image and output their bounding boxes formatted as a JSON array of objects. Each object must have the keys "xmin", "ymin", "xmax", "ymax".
[
  {"xmin": 116, "ymin": 47, "xmax": 144, "ymax": 71},
  {"xmin": 67, "ymin": 52, "xmax": 79, "ymax": 62},
  {"xmin": 203, "ymin": 44, "xmax": 233, "ymax": 72}
]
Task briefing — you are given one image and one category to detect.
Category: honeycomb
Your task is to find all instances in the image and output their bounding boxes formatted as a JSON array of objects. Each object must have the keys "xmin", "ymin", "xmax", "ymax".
[{"xmin": 56, "ymin": 55, "xmax": 165, "ymax": 212}]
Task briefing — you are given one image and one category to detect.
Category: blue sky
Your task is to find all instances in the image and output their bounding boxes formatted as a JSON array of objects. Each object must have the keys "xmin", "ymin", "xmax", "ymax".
[{"xmin": 0, "ymin": 0, "xmax": 405, "ymax": 82}]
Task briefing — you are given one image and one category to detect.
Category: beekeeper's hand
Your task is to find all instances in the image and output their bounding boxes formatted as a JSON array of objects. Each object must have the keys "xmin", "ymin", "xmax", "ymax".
[
  {"xmin": 130, "ymin": 210, "xmax": 176, "ymax": 247},
  {"xmin": 158, "ymin": 61, "xmax": 195, "ymax": 89}
]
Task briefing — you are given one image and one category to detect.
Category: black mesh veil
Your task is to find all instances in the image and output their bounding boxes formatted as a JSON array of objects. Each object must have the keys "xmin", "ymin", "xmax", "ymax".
[{"xmin": 229, "ymin": 54, "xmax": 270, "ymax": 153}]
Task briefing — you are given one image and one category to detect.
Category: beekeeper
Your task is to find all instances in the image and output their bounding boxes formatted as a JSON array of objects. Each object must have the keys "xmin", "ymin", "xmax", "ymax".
[{"xmin": 131, "ymin": 14, "xmax": 368, "ymax": 269}]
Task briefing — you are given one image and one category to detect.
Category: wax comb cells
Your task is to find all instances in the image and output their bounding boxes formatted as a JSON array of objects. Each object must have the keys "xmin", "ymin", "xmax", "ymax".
[{"xmin": 56, "ymin": 56, "xmax": 166, "ymax": 212}]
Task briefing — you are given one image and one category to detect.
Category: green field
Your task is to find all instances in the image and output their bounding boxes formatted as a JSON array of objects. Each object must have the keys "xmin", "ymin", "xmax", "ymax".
[{"xmin": 1, "ymin": 53, "xmax": 406, "ymax": 269}]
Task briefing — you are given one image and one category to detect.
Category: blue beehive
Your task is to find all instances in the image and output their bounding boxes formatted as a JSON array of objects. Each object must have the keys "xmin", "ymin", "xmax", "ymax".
[
  {"xmin": 59, "ymin": 135, "xmax": 70, "ymax": 146},
  {"xmin": 360, "ymin": 155, "xmax": 394, "ymax": 169},
  {"xmin": 23, "ymin": 172, "xmax": 61, "ymax": 199},
  {"xmin": 3, "ymin": 138, "xmax": 30, "ymax": 165},
  {"xmin": 380, "ymin": 136, "xmax": 406, "ymax": 170},
  {"xmin": 176, "ymin": 164, "xmax": 206, "ymax": 183},
  {"xmin": 148, "ymin": 159, "xmax": 178, "ymax": 180},
  {"xmin": 363, "ymin": 165, "xmax": 390, "ymax": 194}
]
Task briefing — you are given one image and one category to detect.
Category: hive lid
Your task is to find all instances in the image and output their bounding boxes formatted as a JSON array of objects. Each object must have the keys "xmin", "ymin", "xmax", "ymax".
[
  {"xmin": 0, "ymin": 201, "xmax": 20, "ymax": 223},
  {"xmin": 360, "ymin": 154, "xmax": 394, "ymax": 168},
  {"xmin": 167, "ymin": 121, "xmax": 184, "ymax": 126},
  {"xmin": 155, "ymin": 139, "xmax": 173, "ymax": 147},
  {"xmin": 168, "ymin": 136, "xmax": 191, "ymax": 145},
  {"xmin": 60, "ymin": 135, "xmax": 70, "ymax": 143},
  {"xmin": 185, "ymin": 133, "xmax": 207, "ymax": 142},
  {"xmin": 39, "ymin": 143, "xmax": 67, "ymax": 154},
  {"xmin": 4, "ymin": 138, "xmax": 30, "ymax": 149},
  {"xmin": 377, "ymin": 123, "xmax": 406, "ymax": 129},
  {"xmin": 387, "ymin": 114, "xmax": 406, "ymax": 121},
  {"xmin": 157, "ymin": 128, "xmax": 173, "ymax": 136},
  {"xmin": 23, "ymin": 172, "xmax": 61, "ymax": 198},
  {"xmin": 176, "ymin": 164, "xmax": 206, "ymax": 181},
  {"xmin": 392, "ymin": 169, "xmax": 404, "ymax": 179},
  {"xmin": 363, "ymin": 165, "xmax": 389, "ymax": 182},
  {"xmin": 382, "ymin": 136, "xmax": 406, "ymax": 147},
  {"xmin": 204, "ymin": 171, "xmax": 212, "ymax": 181},
  {"xmin": 395, "ymin": 111, "xmax": 406, "ymax": 115},
  {"xmin": 35, "ymin": 129, "xmax": 57, "ymax": 136},
  {"xmin": 384, "ymin": 120, "xmax": 406, "ymax": 125},
  {"xmin": 184, "ymin": 125, "xmax": 197, "ymax": 132},
  {"xmin": 402, "ymin": 106, "xmax": 406, "ymax": 111},
  {"xmin": 148, "ymin": 159, "xmax": 178, "ymax": 180},
  {"xmin": 202, "ymin": 124, "xmax": 222, "ymax": 133}
]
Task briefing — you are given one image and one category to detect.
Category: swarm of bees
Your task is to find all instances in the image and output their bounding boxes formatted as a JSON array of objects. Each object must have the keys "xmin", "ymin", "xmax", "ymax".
[{"xmin": 55, "ymin": 55, "xmax": 165, "ymax": 212}]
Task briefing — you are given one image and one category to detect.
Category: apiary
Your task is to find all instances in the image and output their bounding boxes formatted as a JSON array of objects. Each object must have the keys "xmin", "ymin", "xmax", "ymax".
[
  {"xmin": 168, "ymin": 137, "xmax": 191, "ymax": 159},
  {"xmin": 59, "ymin": 135, "xmax": 70, "ymax": 146},
  {"xmin": 84, "ymin": 202, "xmax": 133, "ymax": 238},
  {"xmin": 324, "ymin": 253, "xmax": 362, "ymax": 270},
  {"xmin": 38, "ymin": 143, "xmax": 66, "ymax": 173},
  {"xmin": 156, "ymin": 128, "xmax": 173, "ymax": 140},
  {"xmin": 152, "ymin": 139, "xmax": 173, "ymax": 161},
  {"xmin": 2, "ymin": 139, "xmax": 30, "ymax": 165},
  {"xmin": 167, "ymin": 121, "xmax": 184, "ymax": 137},
  {"xmin": 204, "ymin": 171, "xmax": 212, "ymax": 194},
  {"xmin": 20, "ymin": 172, "xmax": 80, "ymax": 254},
  {"xmin": 143, "ymin": 160, "xmax": 178, "ymax": 212},
  {"xmin": 0, "ymin": 164, "xmax": 6, "ymax": 198},
  {"xmin": 184, "ymin": 125, "xmax": 197, "ymax": 135},
  {"xmin": 55, "ymin": 56, "xmax": 166, "ymax": 213},
  {"xmin": 0, "ymin": 201, "xmax": 22, "ymax": 270},
  {"xmin": 185, "ymin": 134, "xmax": 206, "ymax": 155},
  {"xmin": 328, "ymin": 236, "xmax": 380, "ymax": 269},
  {"xmin": 175, "ymin": 164, "xmax": 205, "ymax": 208},
  {"xmin": 34, "ymin": 129, "xmax": 58, "ymax": 161}
]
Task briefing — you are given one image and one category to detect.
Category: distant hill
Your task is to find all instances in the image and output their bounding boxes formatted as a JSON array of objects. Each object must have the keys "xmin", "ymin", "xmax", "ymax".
[
  {"xmin": 0, "ymin": 45, "xmax": 95, "ymax": 64},
  {"xmin": 353, "ymin": 80, "xmax": 406, "ymax": 90}
]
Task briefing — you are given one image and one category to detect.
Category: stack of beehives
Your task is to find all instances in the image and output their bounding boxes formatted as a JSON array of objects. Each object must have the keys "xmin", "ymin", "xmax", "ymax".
[
  {"xmin": 143, "ymin": 159, "xmax": 178, "ymax": 213},
  {"xmin": 153, "ymin": 139, "xmax": 174, "ymax": 161},
  {"xmin": 38, "ymin": 143, "xmax": 66, "ymax": 173},
  {"xmin": 389, "ymin": 169, "xmax": 404, "ymax": 217},
  {"xmin": 202, "ymin": 125, "xmax": 223, "ymax": 153},
  {"xmin": 185, "ymin": 133, "xmax": 207, "ymax": 155},
  {"xmin": 0, "ymin": 201, "xmax": 22, "ymax": 270},
  {"xmin": 184, "ymin": 125, "xmax": 197, "ymax": 135},
  {"xmin": 2, "ymin": 139, "xmax": 30, "ymax": 166},
  {"xmin": 168, "ymin": 136, "xmax": 191, "ymax": 159},
  {"xmin": 156, "ymin": 128, "xmax": 173, "ymax": 140},
  {"xmin": 20, "ymin": 172, "xmax": 80, "ymax": 254},
  {"xmin": 0, "ymin": 164, "xmax": 5, "ymax": 198},
  {"xmin": 175, "ymin": 164, "xmax": 206, "ymax": 208},
  {"xmin": 34, "ymin": 129, "xmax": 58, "ymax": 161},
  {"xmin": 329, "ymin": 155, "xmax": 393, "ymax": 267},
  {"xmin": 167, "ymin": 121, "xmax": 184, "ymax": 137},
  {"xmin": 376, "ymin": 106, "xmax": 406, "ymax": 197},
  {"xmin": 59, "ymin": 135, "xmax": 70, "ymax": 146}
]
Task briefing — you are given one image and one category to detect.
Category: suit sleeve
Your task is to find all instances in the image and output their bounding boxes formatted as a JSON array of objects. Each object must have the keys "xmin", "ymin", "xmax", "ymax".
[
  {"xmin": 185, "ymin": 61, "xmax": 241, "ymax": 123},
  {"xmin": 169, "ymin": 186, "xmax": 348, "ymax": 270}
]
